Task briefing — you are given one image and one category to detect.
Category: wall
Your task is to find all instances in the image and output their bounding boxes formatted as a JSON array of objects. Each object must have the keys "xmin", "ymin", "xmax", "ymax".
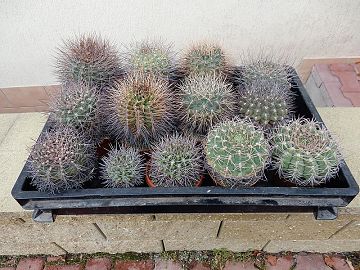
[{"xmin": 1, "ymin": 0, "xmax": 360, "ymax": 88}]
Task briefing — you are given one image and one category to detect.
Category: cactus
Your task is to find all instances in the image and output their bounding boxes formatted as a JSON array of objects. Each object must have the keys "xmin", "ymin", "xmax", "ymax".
[
  {"xmin": 271, "ymin": 118, "xmax": 342, "ymax": 186},
  {"xmin": 100, "ymin": 144, "xmax": 145, "ymax": 188},
  {"xmin": 205, "ymin": 118, "xmax": 270, "ymax": 187},
  {"xmin": 49, "ymin": 82, "xmax": 99, "ymax": 133},
  {"xmin": 179, "ymin": 74, "xmax": 236, "ymax": 136},
  {"xmin": 103, "ymin": 72, "xmax": 176, "ymax": 148},
  {"xmin": 125, "ymin": 40, "xmax": 175, "ymax": 78},
  {"xmin": 182, "ymin": 43, "xmax": 228, "ymax": 76},
  {"xmin": 55, "ymin": 34, "xmax": 122, "ymax": 90},
  {"xmin": 238, "ymin": 81, "xmax": 293, "ymax": 126},
  {"xmin": 240, "ymin": 53, "xmax": 292, "ymax": 90},
  {"xmin": 149, "ymin": 134, "xmax": 203, "ymax": 187},
  {"xmin": 28, "ymin": 126, "xmax": 95, "ymax": 193}
]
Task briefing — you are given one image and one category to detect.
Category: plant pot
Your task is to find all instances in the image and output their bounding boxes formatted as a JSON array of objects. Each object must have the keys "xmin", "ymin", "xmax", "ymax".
[{"xmin": 145, "ymin": 174, "xmax": 204, "ymax": 188}]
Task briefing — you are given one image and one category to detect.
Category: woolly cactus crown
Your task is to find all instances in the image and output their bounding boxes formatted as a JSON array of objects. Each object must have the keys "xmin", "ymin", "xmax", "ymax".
[
  {"xmin": 100, "ymin": 145, "xmax": 145, "ymax": 188},
  {"xmin": 271, "ymin": 118, "xmax": 342, "ymax": 186},
  {"xmin": 55, "ymin": 34, "xmax": 121, "ymax": 89},
  {"xmin": 182, "ymin": 43, "xmax": 228, "ymax": 76},
  {"xmin": 28, "ymin": 126, "xmax": 95, "ymax": 193},
  {"xmin": 125, "ymin": 40, "xmax": 174, "ymax": 78},
  {"xmin": 179, "ymin": 74, "xmax": 237, "ymax": 135},
  {"xmin": 149, "ymin": 133, "xmax": 203, "ymax": 187},
  {"xmin": 49, "ymin": 82, "xmax": 99, "ymax": 132},
  {"xmin": 103, "ymin": 72, "xmax": 176, "ymax": 148},
  {"xmin": 205, "ymin": 118, "xmax": 270, "ymax": 187}
]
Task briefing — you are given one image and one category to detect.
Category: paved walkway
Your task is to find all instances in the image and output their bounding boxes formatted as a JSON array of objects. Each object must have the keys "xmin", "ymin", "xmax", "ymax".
[{"xmin": 0, "ymin": 251, "xmax": 358, "ymax": 270}]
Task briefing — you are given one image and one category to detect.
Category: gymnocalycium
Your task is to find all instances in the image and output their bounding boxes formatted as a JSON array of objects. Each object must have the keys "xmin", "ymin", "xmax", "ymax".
[{"xmin": 271, "ymin": 118, "xmax": 342, "ymax": 186}]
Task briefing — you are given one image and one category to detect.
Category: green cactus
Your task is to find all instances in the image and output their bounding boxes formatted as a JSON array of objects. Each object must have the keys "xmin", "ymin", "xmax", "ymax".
[
  {"xmin": 100, "ymin": 145, "xmax": 145, "ymax": 188},
  {"xmin": 149, "ymin": 134, "xmax": 203, "ymax": 187},
  {"xmin": 28, "ymin": 126, "xmax": 95, "ymax": 193},
  {"xmin": 241, "ymin": 54, "xmax": 291, "ymax": 90},
  {"xmin": 271, "ymin": 118, "xmax": 342, "ymax": 186},
  {"xmin": 49, "ymin": 82, "xmax": 99, "ymax": 133},
  {"xmin": 125, "ymin": 40, "xmax": 174, "ymax": 78},
  {"xmin": 179, "ymin": 74, "xmax": 237, "ymax": 136},
  {"xmin": 55, "ymin": 34, "xmax": 122, "ymax": 90},
  {"xmin": 238, "ymin": 81, "xmax": 293, "ymax": 126},
  {"xmin": 182, "ymin": 43, "xmax": 228, "ymax": 76},
  {"xmin": 103, "ymin": 72, "xmax": 176, "ymax": 148},
  {"xmin": 205, "ymin": 118, "xmax": 270, "ymax": 187}
]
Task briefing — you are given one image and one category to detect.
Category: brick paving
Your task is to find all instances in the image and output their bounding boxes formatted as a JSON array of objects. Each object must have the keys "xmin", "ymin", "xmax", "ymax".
[{"xmin": 0, "ymin": 253, "xmax": 356, "ymax": 270}]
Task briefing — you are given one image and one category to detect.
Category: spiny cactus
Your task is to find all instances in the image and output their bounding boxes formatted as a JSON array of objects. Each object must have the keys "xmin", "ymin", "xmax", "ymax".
[
  {"xmin": 49, "ymin": 82, "xmax": 99, "ymax": 132},
  {"xmin": 103, "ymin": 72, "xmax": 176, "ymax": 148},
  {"xmin": 28, "ymin": 126, "xmax": 95, "ymax": 193},
  {"xmin": 179, "ymin": 74, "xmax": 236, "ymax": 136},
  {"xmin": 205, "ymin": 118, "xmax": 270, "ymax": 187},
  {"xmin": 182, "ymin": 43, "xmax": 228, "ymax": 76},
  {"xmin": 149, "ymin": 134, "xmax": 203, "ymax": 187},
  {"xmin": 240, "ymin": 53, "xmax": 292, "ymax": 90},
  {"xmin": 238, "ymin": 81, "xmax": 293, "ymax": 126},
  {"xmin": 100, "ymin": 144, "xmax": 145, "ymax": 188},
  {"xmin": 271, "ymin": 118, "xmax": 342, "ymax": 186},
  {"xmin": 55, "ymin": 34, "xmax": 122, "ymax": 90},
  {"xmin": 124, "ymin": 40, "xmax": 175, "ymax": 78}
]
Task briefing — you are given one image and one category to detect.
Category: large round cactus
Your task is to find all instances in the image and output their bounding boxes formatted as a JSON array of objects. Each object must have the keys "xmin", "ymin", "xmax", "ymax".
[
  {"xmin": 271, "ymin": 118, "xmax": 342, "ymax": 186},
  {"xmin": 238, "ymin": 81, "xmax": 293, "ymax": 126},
  {"xmin": 100, "ymin": 145, "xmax": 145, "ymax": 188},
  {"xmin": 149, "ymin": 134, "xmax": 203, "ymax": 187},
  {"xmin": 241, "ymin": 54, "xmax": 291, "ymax": 90},
  {"xmin": 103, "ymin": 72, "xmax": 176, "ymax": 148},
  {"xmin": 55, "ymin": 34, "xmax": 122, "ymax": 90},
  {"xmin": 179, "ymin": 74, "xmax": 236, "ymax": 136},
  {"xmin": 182, "ymin": 43, "xmax": 228, "ymax": 76},
  {"xmin": 28, "ymin": 127, "xmax": 95, "ymax": 193},
  {"xmin": 124, "ymin": 40, "xmax": 175, "ymax": 78},
  {"xmin": 205, "ymin": 118, "xmax": 270, "ymax": 187},
  {"xmin": 49, "ymin": 82, "xmax": 99, "ymax": 133}
]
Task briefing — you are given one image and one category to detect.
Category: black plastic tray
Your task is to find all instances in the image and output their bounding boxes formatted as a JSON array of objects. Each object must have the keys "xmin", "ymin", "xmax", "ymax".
[{"xmin": 11, "ymin": 68, "xmax": 359, "ymax": 222}]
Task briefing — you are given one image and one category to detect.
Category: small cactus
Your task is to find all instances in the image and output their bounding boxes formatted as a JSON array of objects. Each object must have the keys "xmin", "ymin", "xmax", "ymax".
[
  {"xmin": 182, "ymin": 43, "xmax": 228, "ymax": 76},
  {"xmin": 28, "ymin": 126, "xmax": 95, "ymax": 193},
  {"xmin": 240, "ymin": 54, "xmax": 291, "ymax": 90},
  {"xmin": 238, "ymin": 81, "xmax": 293, "ymax": 126},
  {"xmin": 205, "ymin": 118, "xmax": 270, "ymax": 187},
  {"xmin": 103, "ymin": 72, "xmax": 176, "ymax": 148},
  {"xmin": 55, "ymin": 34, "xmax": 122, "ymax": 90},
  {"xmin": 100, "ymin": 145, "xmax": 145, "ymax": 188},
  {"xmin": 149, "ymin": 134, "xmax": 203, "ymax": 187},
  {"xmin": 124, "ymin": 40, "xmax": 175, "ymax": 78},
  {"xmin": 49, "ymin": 82, "xmax": 99, "ymax": 133},
  {"xmin": 271, "ymin": 118, "xmax": 342, "ymax": 186},
  {"xmin": 179, "ymin": 74, "xmax": 236, "ymax": 136}
]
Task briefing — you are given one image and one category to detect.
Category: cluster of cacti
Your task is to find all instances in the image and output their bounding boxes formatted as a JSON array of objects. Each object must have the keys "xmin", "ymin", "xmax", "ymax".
[
  {"xmin": 238, "ymin": 81, "xmax": 293, "ymax": 126},
  {"xmin": 100, "ymin": 144, "xmax": 145, "ymax": 188},
  {"xmin": 49, "ymin": 82, "xmax": 99, "ymax": 133},
  {"xmin": 103, "ymin": 72, "xmax": 176, "ymax": 148},
  {"xmin": 55, "ymin": 34, "xmax": 122, "ymax": 89},
  {"xmin": 271, "ymin": 118, "xmax": 342, "ymax": 186},
  {"xmin": 240, "ymin": 54, "xmax": 291, "ymax": 90},
  {"xmin": 179, "ymin": 74, "xmax": 237, "ymax": 136},
  {"xmin": 124, "ymin": 40, "xmax": 174, "ymax": 78},
  {"xmin": 28, "ymin": 126, "xmax": 95, "ymax": 193},
  {"xmin": 205, "ymin": 118, "xmax": 271, "ymax": 187},
  {"xmin": 182, "ymin": 43, "xmax": 228, "ymax": 76},
  {"xmin": 149, "ymin": 134, "xmax": 203, "ymax": 187}
]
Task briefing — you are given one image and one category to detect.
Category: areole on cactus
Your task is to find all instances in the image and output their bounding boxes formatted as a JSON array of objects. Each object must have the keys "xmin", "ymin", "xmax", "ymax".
[
  {"xmin": 205, "ymin": 118, "xmax": 271, "ymax": 188},
  {"xmin": 271, "ymin": 118, "xmax": 342, "ymax": 186},
  {"xmin": 102, "ymin": 72, "xmax": 176, "ymax": 148},
  {"xmin": 28, "ymin": 126, "xmax": 95, "ymax": 193}
]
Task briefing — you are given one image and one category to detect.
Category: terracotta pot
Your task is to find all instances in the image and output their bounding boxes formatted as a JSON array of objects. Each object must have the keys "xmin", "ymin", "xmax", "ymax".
[{"xmin": 145, "ymin": 174, "xmax": 204, "ymax": 188}]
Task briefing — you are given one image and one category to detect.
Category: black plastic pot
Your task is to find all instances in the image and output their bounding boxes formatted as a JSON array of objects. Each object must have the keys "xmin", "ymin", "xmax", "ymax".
[{"xmin": 11, "ymin": 68, "xmax": 359, "ymax": 222}]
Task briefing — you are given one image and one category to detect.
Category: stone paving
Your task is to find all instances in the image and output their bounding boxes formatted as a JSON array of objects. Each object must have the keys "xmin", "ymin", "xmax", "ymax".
[{"xmin": 0, "ymin": 252, "xmax": 357, "ymax": 270}]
